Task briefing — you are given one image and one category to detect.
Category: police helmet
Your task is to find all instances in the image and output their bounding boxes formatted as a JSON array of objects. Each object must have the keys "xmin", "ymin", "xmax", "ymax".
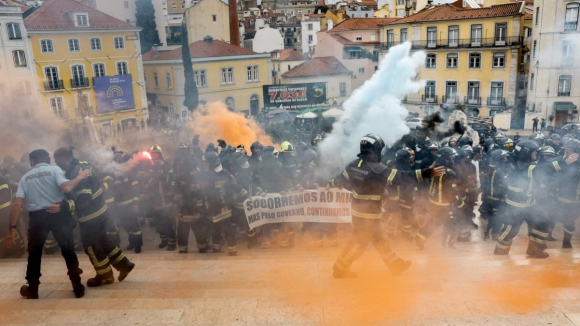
[
  {"xmin": 455, "ymin": 147, "xmax": 468, "ymax": 160},
  {"xmin": 427, "ymin": 141, "xmax": 440, "ymax": 150},
  {"xmin": 483, "ymin": 138, "xmax": 495, "ymax": 152},
  {"xmin": 548, "ymin": 134, "xmax": 562, "ymax": 141},
  {"xmin": 458, "ymin": 136, "xmax": 473, "ymax": 147},
  {"xmin": 250, "ymin": 141, "xmax": 263, "ymax": 154},
  {"xmin": 360, "ymin": 133, "xmax": 385, "ymax": 157},
  {"xmin": 280, "ymin": 141, "xmax": 294, "ymax": 153},
  {"xmin": 472, "ymin": 145, "xmax": 483, "ymax": 156},
  {"xmin": 436, "ymin": 147, "xmax": 458, "ymax": 164},
  {"xmin": 460, "ymin": 145, "xmax": 473, "ymax": 156},
  {"xmin": 205, "ymin": 143, "xmax": 218, "ymax": 153},
  {"xmin": 499, "ymin": 137, "xmax": 514, "ymax": 152},
  {"xmin": 262, "ymin": 146, "xmax": 276, "ymax": 158},
  {"xmin": 529, "ymin": 133, "xmax": 545, "ymax": 147},
  {"xmin": 538, "ymin": 146, "xmax": 556, "ymax": 158},
  {"xmin": 203, "ymin": 151, "xmax": 221, "ymax": 169},
  {"xmin": 230, "ymin": 151, "xmax": 248, "ymax": 168},
  {"xmin": 514, "ymin": 140, "xmax": 540, "ymax": 162},
  {"xmin": 113, "ymin": 152, "xmax": 130, "ymax": 164},
  {"xmin": 449, "ymin": 136, "xmax": 459, "ymax": 147},
  {"xmin": 563, "ymin": 139, "xmax": 580, "ymax": 153},
  {"xmin": 150, "ymin": 144, "xmax": 162, "ymax": 153},
  {"xmin": 395, "ymin": 149, "xmax": 412, "ymax": 164},
  {"xmin": 494, "ymin": 131, "xmax": 506, "ymax": 143},
  {"xmin": 490, "ymin": 149, "xmax": 509, "ymax": 164}
]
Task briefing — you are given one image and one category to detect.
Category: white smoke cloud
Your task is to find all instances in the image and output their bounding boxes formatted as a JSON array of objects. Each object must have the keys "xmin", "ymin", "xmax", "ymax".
[{"xmin": 319, "ymin": 42, "xmax": 426, "ymax": 174}]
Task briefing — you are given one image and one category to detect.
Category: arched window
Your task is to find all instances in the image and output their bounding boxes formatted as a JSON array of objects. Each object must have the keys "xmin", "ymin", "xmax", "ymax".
[{"xmin": 225, "ymin": 97, "xmax": 235, "ymax": 111}]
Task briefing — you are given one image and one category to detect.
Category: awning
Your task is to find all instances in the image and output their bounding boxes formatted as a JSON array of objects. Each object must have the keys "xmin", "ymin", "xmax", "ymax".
[
  {"xmin": 344, "ymin": 46, "xmax": 363, "ymax": 51},
  {"xmin": 554, "ymin": 102, "xmax": 577, "ymax": 111}
]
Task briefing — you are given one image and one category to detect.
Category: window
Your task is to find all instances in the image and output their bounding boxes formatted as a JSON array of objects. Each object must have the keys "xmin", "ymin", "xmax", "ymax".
[
  {"xmin": 45, "ymin": 66, "xmax": 60, "ymax": 90},
  {"xmin": 68, "ymin": 39, "xmax": 80, "ymax": 52},
  {"xmin": 563, "ymin": 40, "xmax": 575, "ymax": 67},
  {"xmin": 358, "ymin": 67, "xmax": 364, "ymax": 74},
  {"xmin": 71, "ymin": 65, "xmax": 86, "ymax": 88},
  {"xmin": 250, "ymin": 94, "xmax": 259, "ymax": 114},
  {"xmin": 400, "ymin": 28, "xmax": 407, "ymax": 43},
  {"xmin": 194, "ymin": 69, "xmax": 207, "ymax": 87},
  {"xmin": 246, "ymin": 65, "xmax": 259, "ymax": 82},
  {"xmin": 90, "ymin": 38, "xmax": 101, "ymax": 51},
  {"xmin": 40, "ymin": 39, "xmax": 53, "ymax": 54},
  {"xmin": 172, "ymin": 3, "xmax": 176, "ymax": 9},
  {"xmin": 565, "ymin": 3, "xmax": 579, "ymax": 31},
  {"xmin": 558, "ymin": 75, "xmax": 572, "ymax": 96},
  {"xmin": 493, "ymin": 52, "xmax": 506, "ymax": 68},
  {"xmin": 7, "ymin": 23, "xmax": 21, "ymax": 40},
  {"xmin": 340, "ymin": 82, "xmax": 346, "ymax": 96},
  {"xmin": 308, "ymin": 23, "xmax": 313, "ymax": 31},
  {"xmin": 387, "ymin": 29, "xmax": 394, "ymax": 47},
  {"xmin": 212, "ymin": 15, "xmax": 216, "ymax": 21},
  {"xmin": 530, "ymin": 73, "xmax": 535, "ymax": 90},
  {"xmin": 76, "ymin": 14, "xmax": 89, "ymax": 27},
  {"xmin": 370, "ymin": 34, "xmax": 376, "ymax": 41},
  {"xmin": 165, "ymin": 71, "xmax": 172, "ymax": 89},
  {"xmin": 469, "ymin": 53, "xmax": 481, "ymax": 68},
  {"xmin": 153, "ymin": 71, "xmax": 159, "ymax": 88},
  {"xmin": 446, "ymin": 53, "xmax": 458, "ymax": 68},
  {"xmin": 114, "ymin": 37, "xmax": 125, "ymax": 50},
  {"xmin": 308, "ymin": 34, "xmax": 313, "ymax": 42},
  {"xmin": 427, "ymin": 27, "xmax": 437, "ymax": 47},
  {"xmin": 356, "ymin": 35, "xmax": 362, "ymax": 41},
  {"xmin": 12, "ymin": 50, "xmax": 26, "ymax": 67},
  {"xmin": 50, "ymin": 97, "xmax": 65, "ymax": 117},
  {"xmin": 93, "ymin": 63, "xmax": 105, "ymax": 77},
  {"xmin": 181, "ymin": 2, "xmax": 185, "ymax": 8},
  {"xmin": 445, "ymin": 81, "xmax": 457, "ymax": 102},
  {"xmin": 225, "ymin": 97, "xmax": 235, "ymax": 111},
  {"xmin": 471, "ymin": 24, "xmax": 482, "ymax": 44},
  {"xmin": 448, "ymin": 25, "xmax": 459, "ymax": 47},
  {"xmin": 221, "ymin": 67, "xmax": 234, "ymax": 84},
  {"xmin": 467, "ymin": 81, "xmax": 480, "ymax": 104},
  {"xmin": 124, "ymin": 1, "xmax": 128, "ymax": 8},
  {"xmin": 116, "ymin": 62, "xmax": 128, "ymax": 75},
  {"xmin": 536, "ymin": 7, "xmax": 540, "ymax": 25},
  {"xmin": 425, "ymin": 81, "xmax": 436, "ymax": 101},
  {"xmin": 490, "ymin": 82, "xmax": 504, "ymax": 104},
  {"xmin": 495, "ymin": 23, "xmax": 507, "ymax": 44},
  {"xmin": 425, "ymin": 53, "xmax": 436, "ymax": 68},
  {"xmin": 533, "ymin": 40, "xmax": 537, "ymax": 58}
]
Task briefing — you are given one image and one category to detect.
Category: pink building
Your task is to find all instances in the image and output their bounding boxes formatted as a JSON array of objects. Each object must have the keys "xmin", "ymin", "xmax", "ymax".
[{"xmin": 315, "ymin": 18, "xmax": 398, "ymax": 90}]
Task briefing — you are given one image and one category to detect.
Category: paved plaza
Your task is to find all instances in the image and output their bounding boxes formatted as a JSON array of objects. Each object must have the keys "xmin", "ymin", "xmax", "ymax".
[{"xmin": 1, "ymin": 221, "xmax": 580, "ymax": 326}]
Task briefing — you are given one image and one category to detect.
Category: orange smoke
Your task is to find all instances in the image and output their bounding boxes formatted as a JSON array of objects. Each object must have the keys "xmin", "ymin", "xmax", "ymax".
[{"xmin": 185, "ymin": 102, "xmax": 275, "ymax": 150}]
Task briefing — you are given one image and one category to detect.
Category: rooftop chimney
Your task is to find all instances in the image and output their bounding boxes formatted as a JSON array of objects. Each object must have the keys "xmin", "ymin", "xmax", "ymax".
[
  {"xmin": 228, "ymin": 0, "xmax": 241, "ymax": 46},
  {"xmin": 152, "ymin": 44, "xmax": 159, "ymax": 57},
  {"xmin": 203, "ymin": 35, "xmax": 214, "ymax": 42}
]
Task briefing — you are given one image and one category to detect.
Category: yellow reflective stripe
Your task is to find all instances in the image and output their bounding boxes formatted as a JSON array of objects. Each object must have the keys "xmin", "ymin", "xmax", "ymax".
[
  {"xmin": 75, "ymin": 189, "xmax": 92, "ymax": 196},
  {"xmin": 387, "ymin": 169, "xmax": 397, "ymax": 186},
  {"xmin": 506, "ymin": 198, "xmax": 533, "ymax": 208},
  {"xmin": 553, "ymin": 161, "xmax": 561, "ymax": 172},
  {"xmin": 526, "ymin": 165, "xmax": 536, "ymax": 197},
  {"xmin": 389, "ymin": 196, "xmax": 399, "ymax": 201},
  {"xmin": 456, "ymin": 201, "xmax": 465, "ymax": 208},
  {"xmin": 508, "ymin": 185, "xmax": 523, "ymax": 192},
  {"xmin": 352, "ymin": 190, "xmax": 381, "ymax": 201},
  {"xmin": 103, "ymin": 183, "xmax": 109, "ymax": 191},
  {"xmin": 92, "ymin": 187, "xmax": 103, "ymax": 199},
  {"xmin": 0, "ymin": 201, "xmax": 10, "ymax": 209},
  {"xmin": 68, "ymin": 199, "xmax": 75, "ymax": 213},
  {"xmin": 499, "ymin": 225, "xmax": 512, "ymax": 240},
  {"xmin": 111, "ymin": 253, "xmax": 126, "ymax": 265},
  {"xmin": 107, "ymin": 247, "xmax": 120, "ymax": 258},
  {"xmin": 105, "ymin": 198, "xmax": 115, "ymax": 204},
  {"xmin": 438, "ymin": 175, "xmax": 443, "ymax": 203},
  {"xmin": 0, "ymin": 184, "xmax": 8, "ymax": 190},
  {"xmin": 114, "ymin": 181, "xmax": 122, "ymax": 185},
  {"xmin": 342, "ymin": 170, "xmax": 350, "ymax": 180},
  {"xmin": 358, "ymin": 159, "xmax": 363, "ymax": 168},
  {"xmin": 558, "ymin": 197, "xmax": 580, "ymax": 203},
  {"xmin": 531, "ymin": 229, "xmax": 549, "ymax": 238},
  {"xmin": 529, "ymin": 235, "xmax": 547, "ymax": 245},
  {"xmin": 133, "ymin": 197, "xmax": 140, "ymax": 202},
  {"xmin": 429, "ymin": 198, "xmax": 450, "ymax": 206},
  {"xmin": 415, "ymin": 169, "xmax": 423, "ymax": 182},
  {"xmin": 490, "ymin": 170, "xmax": 496, "ymax": 197},
  {"xmin": 330, "ymin": 179, "xmax": 336, "ymax": 187},
  {"xmin": 96, "ymin": 265, "xmax": 113, "ymax": 275},
  {"xmin": 78, "ymin": 204, "xmax": 107, "ymax": 223},
  {"xmin": 131, "ymin": 181, "xmax": 139, "ymax": 186},
  {"xmin": 351, "ymin": 209, "xmax": 382, "ymax": 219},
  {"xmin": 487, "ymin": 195, "xmax": 500, "ymax": 201},
  {"xmin": 496, "ymin": 242, "xmax": 511, "ymax": 249},
  {"xmin": 103, "ymin": 176, "xmax": 113, "ymax": 182},
  {"xmin": 117, "ymin": 199, "xmax": 134, "ymax": 206}
]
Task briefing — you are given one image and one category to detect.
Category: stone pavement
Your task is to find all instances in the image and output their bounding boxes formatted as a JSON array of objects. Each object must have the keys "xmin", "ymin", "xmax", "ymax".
[{"xmin": 1, "ymin": 219, "xmax": 580, "ymax": 326}]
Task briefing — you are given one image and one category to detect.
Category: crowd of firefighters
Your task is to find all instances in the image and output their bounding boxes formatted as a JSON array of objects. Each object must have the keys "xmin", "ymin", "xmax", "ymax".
[{"xmin": 1, "ymin": 124, "xmax": 580, "ymax": 284}]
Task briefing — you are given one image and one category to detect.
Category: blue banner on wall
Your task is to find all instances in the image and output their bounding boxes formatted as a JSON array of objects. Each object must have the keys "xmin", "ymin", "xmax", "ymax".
[{"xmin": 94, "ymin": 75, "xmax": 135, "ymax": 114}]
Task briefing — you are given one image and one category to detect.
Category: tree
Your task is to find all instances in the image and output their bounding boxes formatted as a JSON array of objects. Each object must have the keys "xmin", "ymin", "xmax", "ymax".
[
  {"xmin": 136, "ymin": 0, "xmax": 161, "ymax": 54},
  {"xmin": 181, "ymin": 23, "xmax": 198, "ymax": 111}
]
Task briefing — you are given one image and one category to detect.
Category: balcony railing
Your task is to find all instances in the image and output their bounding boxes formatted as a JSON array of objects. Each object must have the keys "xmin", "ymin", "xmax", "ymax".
[
  {"xmin": 487, "ymin": 97, "xmax": 506, "ymax": 106},
  {"xmin": 44, "ymin": 79, "xmax": 64, "ymax": 91},
  {"xmin": 464, "ymin": 96, "xmax": 481, "ymax": 105},
  {"xmin": 385, "ymin": 37, "xmax": 523, "ymax": 50},
  {"xmin": 558, "ymin": 91, "xmax": 571, "ymax": 97},
  {"xmin": 71, "ymin": 77, "xmax": 90, "ymax": 88},
  {"xmin": 442, "ymin": 95, "xmax": 458, "ymax": 104},
  {"xmin": 564, "ymin": 21, "xmax": 578, "ymax": 32},
  {"xmin": 421, "ymin": 94, "xmax": 438, "ymax": 103},
  {"xmin": 53, "ymin": 109, "xmax": 69, "ymax": 119}
]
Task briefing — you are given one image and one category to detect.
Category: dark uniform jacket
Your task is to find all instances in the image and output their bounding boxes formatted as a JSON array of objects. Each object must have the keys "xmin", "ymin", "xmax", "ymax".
[
  {"xmin": 179, "ymin": 167, "xmax": 207, "ymax": 222},
  {"xmin": 114, "ymin": 170, "xmax": 140, "ymax": 208},
  {"xmin": 555, "ymin": 160, "xmax": 580, "ymax": 203},
  {"xmin": 260, "ymin": 157, "xmax": 293, "ymax": 192},
  {"xmin": 64, "ymin": 159, "xmax": 108, "ymax": 223},
  {"xmin": 429, "ymin": 168, "xmax": 464, "ymax": 208},
  {"xmin": 149, "ymin": 159, "xmax": 175, "ymax": 210},
  {"xmin": 233, "ymin": 166, "xmax": 262, "ymax": 210},
  {"xmin": 0, "ymin": 176, "xmax": 12, "ymax": 229},
  {"xmin": 204, "ymin": 168, "xmax": 246, "ymax": 223}
]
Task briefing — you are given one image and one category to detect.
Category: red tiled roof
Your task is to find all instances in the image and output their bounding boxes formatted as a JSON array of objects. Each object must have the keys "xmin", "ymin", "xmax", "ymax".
[
  {"xmin": 282, "ymin": 56, "xmax": 350, "ymax": 78},
  {"xmin": 275, "ymin": 49, "xmax": 309, "ymax": 61},
  {"xmin": 353, "ymin": 1, "xmax": 378, "ymax": 7},
  {"xmin": 143, "ymin": 37, "xmax": 257, "ymax": 61},
  {"xmin": 307, "ymin": 14, "xmax": 325, "ymax": 18},
  {"xmin": 384, "ymin": 3, "xmax": 523, "ymax": 25},
  {"xmin": 25, "ymin": 0, "xmax": 137, "ymax": 31},
  {"xmin": 331, "ymin": 17, "xmax": 399, "ymax": 31}
]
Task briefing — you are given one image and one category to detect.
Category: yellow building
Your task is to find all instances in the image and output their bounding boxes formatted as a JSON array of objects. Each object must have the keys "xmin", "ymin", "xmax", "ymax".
[
  {"xmin": 380, "ymin": 2, "xmax": 525, "ymax": 118},
  {"xmin": 184, "ymin": 0, "xmax": 230, "ymax": 44},
  {"xmin": 142, "ymin": 36, "xmax": 271, "ymax": 116},
  {"xmin": 25, "ymin": 0, "xmax": 147, "ymax": 136}
]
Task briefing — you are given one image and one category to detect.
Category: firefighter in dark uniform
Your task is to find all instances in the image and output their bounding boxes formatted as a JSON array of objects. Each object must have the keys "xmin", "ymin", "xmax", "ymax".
[
  {"xmin": 455, "ymin": 145, "xmax": 478, "ymax": 242},
  {"xmin": 415, "ymin": 147, "xmax": 465, "ymax": 249},
  {"xmin": 149, "ymin": 145, "xmax": 177, "ymax": 251},
  {"xmin": 52, "ymin": 147, "xmax": 135, "ymax": 287},
  {"xmin": 192, "ymin": 135, "xmax": 204, "ymax": 159},
  {"xmin": 278, "ymin": 141, "xmax": 299, "ymax": 247},
  {"xmin": 494, "ymin": 140, "xmax": 577, "ymax": 258},
  {"xmin": 328, "ymin": 134, "xmax": 443, "ymax": 278},
  {"xmin": 547, "ymin": 134, "xmax": 562, "ymax": 154},
  {"xmin": 384, "ymin": 149, "xmax": 417, "ymax": 240},
  {"xmin": 536, "ymin": 146, "xmax": 559, "ymax": 242},
  {"xmin": 113, "ymin": 152, "xmax": 143, "ymax": 253},
  {"xmin": 248, "ymin": 141, "xmax": 263, "ymax": 173},
  {"xmin": 554, "ymin": 139, "xmax": 580, "ymax": 248},
  {"xmin": 101, "ymin": 170, "xmax": 120, "ymax": 246},
  {"xmin": 203, "ymin": 151, "xmax": 247, "ymax": 255},
  {"xmin": 480, "ymin": 149, "xmax": 509, "ymax": 240},
  {"xmin": 0, "ymin": 166, "xmax": 25, "ymax": 258}
]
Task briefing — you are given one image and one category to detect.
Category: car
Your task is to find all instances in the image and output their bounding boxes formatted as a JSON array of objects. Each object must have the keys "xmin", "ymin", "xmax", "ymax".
[
  {"xmin": 468, "ymin": 122, "xmax": 490, "ymax": 139},
  {"xmin": 553, "ymin": 122, "xmax": 580, "ymax": 136},
  {"xmin": 405, "ymin": 117, "xmax": 422, "ymax": 130}
]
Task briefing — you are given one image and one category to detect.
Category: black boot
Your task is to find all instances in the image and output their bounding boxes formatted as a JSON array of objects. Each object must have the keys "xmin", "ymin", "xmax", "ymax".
[
  {"xmin": 563, "ymin": 232, "xmax": 573, "ymax": 249},
  {"xmin": 494, "ymin": 245, "xmax": 509, "ymax": 255},
  {"xmin": 87, "ymin": 270, "xmax": 115, "ymax": 287},
  {"xmin": 20, "ymin": 282, "xmax": 39, "ymax": 299},
  {"xmin": 72, "ymin": 282, "xmax": 85, "ymax": 298},
  {"xmin": 526, "ymin": 241, "xmax": 549, "ymax": 259},
  {"xmin": 134, "ymin": 246, "xmax": 141, "ymax": 254},
  {"xmin": 158, "ymin": 241, "xmax": 168, "ymax": 249},
  {"xmin": 118, "ymin": 262, "xmax": 135, "ymax": 282},
  {"xmin": 166, "ymin": 244, "xmax": 176, "ymax": 251}
]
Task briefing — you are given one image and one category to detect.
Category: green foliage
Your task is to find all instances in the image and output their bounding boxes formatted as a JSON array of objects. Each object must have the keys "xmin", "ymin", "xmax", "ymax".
[{"xmin": 136, "ymin": 0, "xmax": 161, "ymax": 54}]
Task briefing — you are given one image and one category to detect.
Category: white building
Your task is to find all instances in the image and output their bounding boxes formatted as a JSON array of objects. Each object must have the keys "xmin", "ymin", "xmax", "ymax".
[
  {"xmin": 0, "ymin": 2, "xmax": 38, "ymax": 105},
  {"xmin": 301, "ymin": 18, "xmax": 320, "ymax": 53},
  {"xmin": 527, "ymin": 0, "xmax": 580, "ymax": 128}
]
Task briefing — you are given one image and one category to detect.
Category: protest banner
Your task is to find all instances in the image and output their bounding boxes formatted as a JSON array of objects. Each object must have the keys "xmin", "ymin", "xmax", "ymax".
[{"xmin": 243, "ymin": 187, "xmax": 353, "ymax": 230}]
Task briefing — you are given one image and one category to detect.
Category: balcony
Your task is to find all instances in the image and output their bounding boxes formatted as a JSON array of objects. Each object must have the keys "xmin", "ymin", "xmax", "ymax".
[
  {"xmin": 558, "ymin": 91, "xmax": 571, "ymax": 97},
  {"xmin": 71, "ymin": 77, "xmax": 90, "ymax": 89},
  {"xmin": 487, "ymin": 97, "xmax": 506, "ymax": 106},
  {"xmin": 421, "ymin": 94, "xmax": 438, "ymax": 103},
  {"xmin": 564, "ymin": 21, "xmax": 578, "ymax": 32},
  {"xmin": 442, "ymin": 95, "xmax": 458, "ymax": 104},
  {"xmin": 53, "ymin": 110, "xmax": 69, "ymax": 119},
  {"xmin": 410, "ymin": 36, "xmax": 523, "ymax": 50},
  {"xmin": 464, "ymin": 96, "xmax": 481, "ymax": 105},
  {"xmin": 44, "ymin": 79, "xmax": 64, "ymax": 91},
  {"xmin": 381, "ymin": 41, "xmax": 401, "ymax": 50}
]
